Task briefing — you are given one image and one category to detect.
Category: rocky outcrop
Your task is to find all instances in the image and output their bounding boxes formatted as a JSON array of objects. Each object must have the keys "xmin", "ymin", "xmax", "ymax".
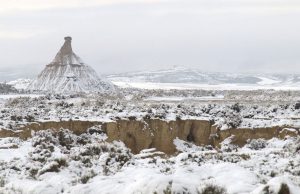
[
  {"xmin": 0, "ymin": 119, "xmax": 299, "ymax": 154},
  {"xmin": 28, "ymin": 36, "xmax": 115, "ymax": 93},
  {"xmin": 103, "ymin": 119, "xmax": 212, "ymax": 154},
  {"xmin": 213, "ymin": 127, "xmax": 300, "ymax": 147},
  {"xmin": 213, "ymin": 127, "xmax": 281, "ymax": 147}
]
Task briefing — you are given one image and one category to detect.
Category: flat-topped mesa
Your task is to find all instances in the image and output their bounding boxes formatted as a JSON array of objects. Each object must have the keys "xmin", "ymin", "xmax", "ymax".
[{"xmin": 50, "ymin": 36, "xmax": 83, "ymax": 66}]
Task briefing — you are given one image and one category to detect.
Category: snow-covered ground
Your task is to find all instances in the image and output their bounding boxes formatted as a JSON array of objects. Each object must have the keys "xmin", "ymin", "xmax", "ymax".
[
  {"xmin": 0, "ymin": 94, "xmax": 44, "ymax": 107},
  {"xmin": 0, "ymin": 130, "xmax": 299, "ymax": 194},
  {"xmin": 144, "ymin": 95, "xmax": 224, "ymax": 102},
  {"xmin": 0, "ymin": 94, "xmax": 43, "ymax": 100},
  {"xmin": 112, "ymin": 81, "xmax": 300, "ymax": 91},
  {"xmin": 1, "ymin": 72, "xmax": 300, "ymax": 193},
  {"xmin": 0, "ymin": 90, "xmax": 300, "ymax": 130}
]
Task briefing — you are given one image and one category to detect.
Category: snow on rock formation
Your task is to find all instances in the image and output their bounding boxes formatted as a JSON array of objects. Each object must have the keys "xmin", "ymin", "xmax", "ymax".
[{"xmin": 28, "ymin": 36, "xmax": 115, "ymax": 93}]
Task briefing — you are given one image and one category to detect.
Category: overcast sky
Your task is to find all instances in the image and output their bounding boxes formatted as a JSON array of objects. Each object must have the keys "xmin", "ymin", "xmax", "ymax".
[{"xmin": 1, "ymin": 0, "xmax": 300, "ymax": 78}]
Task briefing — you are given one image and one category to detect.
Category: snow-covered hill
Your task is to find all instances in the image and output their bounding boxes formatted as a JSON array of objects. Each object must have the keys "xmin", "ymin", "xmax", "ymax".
[
  {"xmin": 7, "ymin": 79, "xmax": 32, "ymax": 90},
  {"xmin": 6, "ymin": 66, "xmax": 300, "ymax": 91},
  {"xmin": 107, "ymin": 67, "xmax": 300, "ymax": 90},
  {"xmin": 28, "ymin": 37, "xmax": 115, "ymax": 94}
]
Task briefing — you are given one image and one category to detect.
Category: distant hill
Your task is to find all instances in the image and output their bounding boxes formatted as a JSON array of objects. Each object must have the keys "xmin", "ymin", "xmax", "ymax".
[{"xmin": 107, "ymin": 67, "xmax": 300, "ymax": 90}]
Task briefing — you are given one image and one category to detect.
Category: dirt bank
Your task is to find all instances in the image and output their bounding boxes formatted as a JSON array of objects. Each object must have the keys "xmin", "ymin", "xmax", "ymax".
[{"xmin": 0, "ymin": 119, "xmax": 299, "ymax": 154}]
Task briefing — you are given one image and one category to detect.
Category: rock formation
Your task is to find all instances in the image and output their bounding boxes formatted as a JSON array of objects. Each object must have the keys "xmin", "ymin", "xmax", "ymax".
[
  {"xmin": 28, "ymin": 36, "xmax": 115, "ymax": 93},
  {"xmin": 2, "ymin": 119, "xmax": 299, "ymax": 154}
]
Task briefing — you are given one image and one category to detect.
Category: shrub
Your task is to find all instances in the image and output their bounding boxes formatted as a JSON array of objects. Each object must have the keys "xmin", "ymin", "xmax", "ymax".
[
  {"xmin": 263, "ymin": 183, "xmax": 290, "ymax": 194},
  {"xmin": 247, "ymin": 139, "xmax": 267, "ymax": 150},
  {"xmin": 295, "ymin": 102, "xmax": 300, "ymax": 110},
  {"xmin": 278, "ymin": 183, "xmax": 290, "ymax": 194},
  {"xmin": 57, "ymin": 129, "xmax": 76, "ymax": 149},
  {"xmin": 231, "ymin": 103, "xmax": 241, "ymax": 113},
  {"xmin": 24, "ymin": 115, "xmax": 35, "ymax": 122},
  {"xmin": 200, "ymin": 184, "xmax": 227, "ymax": 194}
]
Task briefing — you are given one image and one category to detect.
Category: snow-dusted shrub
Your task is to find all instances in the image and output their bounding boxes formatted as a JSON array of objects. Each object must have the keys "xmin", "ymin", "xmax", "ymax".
[
  {"xmin": 221, "ymin": 143, "xmax": 239, "ymax": 152},
  {"xmin": 31, "ymin": 130, "xmax": 58, "ymax": 148},
  {"xmin": 25, "ymin": 128, "xmax": 132, "ymax": 180},
  {"xmin": 215, "ymin": 153, "xmax": 249, "ymax": 163},
  {"xmin": 39, "ymin": 161, "xmax": 61, "ymax": 174},
  {"xmin": 70, "ymin": 141, "xmax": 132, "ymax": 176},
  {"xmin": 278, "ymin": 183, "xmax": 290, "ymax": 194},
  {"xmin": 0, "ymin": 176, "xmax": 5, "ymax": 187},
  {"xmin": 200, "ymin": 184, "xmax": 227, "ymax": 194},
  {"xmin": 262, "ymin": 183, "xmax": 290, "ymax": 194},
  {"xmin": 246, "ymin": 138, "xmax": 267, "ymax": 150},
  {"xmin": 56, "ymin": 101, "xmax": 73, "ymax": 108},
  {"xmin": 5, "ymin": 97, "xmax": 33, "ymax": 108},
  {"xmin": 80, "ymin": 169, "xmax": 96, "ymax": 184},
  {"xmin": 215, "ymin": 106, "xmax": 242, "ymax": 129},
  {"xmin": 231, "ymin": 103, "xmax": 241, "ymax": 113},
  {"xmin": 27, "ymin": 130, "xmax": 66, "ymax": 178},
  {"xmin": 295, "ymin": 102, "xmax": 300, "ymax": 110},
  {"xmin": 224, "ymin": 111, "xmax": 242, "ymax": 128},
  {"xmin": 24, "ymin": 115, "xmax": 35, "ymax": 122},
  {"xmin": 57, "ymin": 129, "xmax": 77, "ymax": 149},
  {"xmin": 76, "ymin": 126, "xmax": 106, "ymax": 146}
]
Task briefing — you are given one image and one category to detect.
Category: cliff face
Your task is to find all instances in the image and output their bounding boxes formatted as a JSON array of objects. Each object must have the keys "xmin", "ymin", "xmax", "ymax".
[
  {"xmin": 28, "ymin": 37, "xmax": 115, "ymax": 93},
  {"xmin": 103, "ymin": 120, "xmax": 299, "ymax": 154},
  {"xmin": 103, "ymin": 119, "xmax": 212, "ymax": 154},
  {"xmin": 1, "ymin": 119, "xmax": 299, "ymax": 154}
]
